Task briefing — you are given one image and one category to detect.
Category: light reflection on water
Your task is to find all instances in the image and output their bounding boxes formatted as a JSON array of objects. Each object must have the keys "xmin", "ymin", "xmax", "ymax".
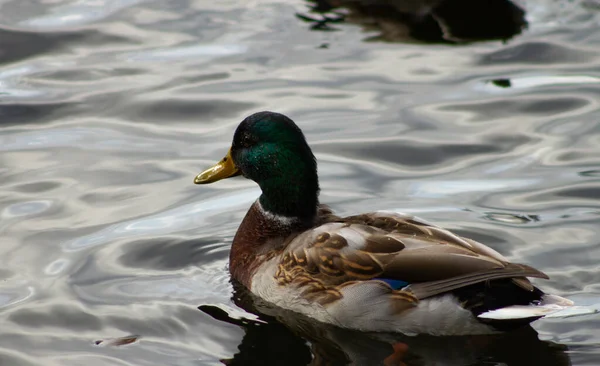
[{"xmin": 1, "ymin": 0, "xmax": 600, "ymax": 365}]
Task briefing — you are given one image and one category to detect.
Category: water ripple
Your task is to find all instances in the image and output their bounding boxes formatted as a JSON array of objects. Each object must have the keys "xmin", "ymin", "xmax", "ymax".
[{"xmin": 1, "ymin": 0, "xmax": 599, "ymax": 365}]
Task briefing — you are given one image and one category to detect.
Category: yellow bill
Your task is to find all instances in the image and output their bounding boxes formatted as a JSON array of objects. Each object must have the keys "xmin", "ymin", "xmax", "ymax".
[{"xmin": 194, "ymin": 148, "xmax": 240, "ymax": 184}]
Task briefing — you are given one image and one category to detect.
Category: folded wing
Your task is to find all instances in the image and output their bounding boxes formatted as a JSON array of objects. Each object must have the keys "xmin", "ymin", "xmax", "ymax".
[{"xmin": 277, "ymin": 211, "xmax": 548, "ymax": 301}]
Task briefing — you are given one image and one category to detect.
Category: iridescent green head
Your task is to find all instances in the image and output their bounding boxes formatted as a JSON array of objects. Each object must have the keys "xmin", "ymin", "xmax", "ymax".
[{"xmin": 195, "ymin": 111, "xmax": 319, "ymax": 220}]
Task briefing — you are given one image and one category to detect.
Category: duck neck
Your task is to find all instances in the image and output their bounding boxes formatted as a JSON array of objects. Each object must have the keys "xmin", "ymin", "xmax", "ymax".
[{"xmin": 257, "ymin": 171, "xmax": 319, "ymax": 224}]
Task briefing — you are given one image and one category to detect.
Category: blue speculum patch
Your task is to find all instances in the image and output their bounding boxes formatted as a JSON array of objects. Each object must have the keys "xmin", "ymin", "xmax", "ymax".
[{"xmin": 376, "ymin": 278, "xmax": 409, "ymax": 289}]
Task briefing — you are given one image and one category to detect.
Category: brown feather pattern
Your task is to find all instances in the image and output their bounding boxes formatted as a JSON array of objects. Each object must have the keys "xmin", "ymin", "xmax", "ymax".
[{"xmin": 263, "ymin": 206, "xmax": 549, "ymax": 309}]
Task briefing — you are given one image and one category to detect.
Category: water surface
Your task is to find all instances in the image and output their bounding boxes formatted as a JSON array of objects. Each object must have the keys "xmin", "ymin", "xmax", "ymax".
[{"xmin": 1, "ymin": 0, "xmax": 600, "ymax": 365}]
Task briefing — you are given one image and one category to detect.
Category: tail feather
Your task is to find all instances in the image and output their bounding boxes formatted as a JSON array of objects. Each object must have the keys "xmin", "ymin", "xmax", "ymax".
[{"xmin": 478, "ymin": 294, "xmax": 599, "ymax": 320}]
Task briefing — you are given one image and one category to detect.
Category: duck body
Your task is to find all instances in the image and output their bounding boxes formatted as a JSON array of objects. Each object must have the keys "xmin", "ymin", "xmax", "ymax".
[
  {"xmin": 195, "ymin": 111, "xmax": 584, "ymax": 336},
  {"xmin": 231, "ymin": 201, "xmax": 554, "ymax": 336}
]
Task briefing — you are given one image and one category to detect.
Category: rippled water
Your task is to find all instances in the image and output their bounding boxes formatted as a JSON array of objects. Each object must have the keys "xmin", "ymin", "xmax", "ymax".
[{"xmin": 1, "ymin": 0, "xmax": 600, "ymax": 365}]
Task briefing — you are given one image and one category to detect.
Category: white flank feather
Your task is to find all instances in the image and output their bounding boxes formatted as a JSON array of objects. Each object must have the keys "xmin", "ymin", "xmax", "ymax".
[{"xmin": 478, "ymin": 294, "xmax": 599, "ymax": 320}]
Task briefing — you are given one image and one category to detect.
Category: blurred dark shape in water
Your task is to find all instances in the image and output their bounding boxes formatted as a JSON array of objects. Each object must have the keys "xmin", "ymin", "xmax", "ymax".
[
  {"xmin": 95, "ymin": 334, "xmax": 140, "ymax": 347},
  {"xmin": 484, "ymin": 212, "xmax": 540, "ymax": 224},
  {"xmin": 299, "ymin": 0, "xmax": 528, "ymax": 44},
  {"xmin": 199, "ymin": 281, "xmax": 571, "ymax": 366},
  {"xmin": 489, "ymin": 78, "xmax": 513, "ymax": 88}
]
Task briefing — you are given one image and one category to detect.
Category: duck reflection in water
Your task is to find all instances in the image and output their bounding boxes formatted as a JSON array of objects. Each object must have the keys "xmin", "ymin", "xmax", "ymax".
[
  {"xmin": 199, "ymin": 282, "xmax": 571, "ymax": 366},
  {"xmin": 299, "ymin": 0, "xmax": 527, "ymax": 43}
]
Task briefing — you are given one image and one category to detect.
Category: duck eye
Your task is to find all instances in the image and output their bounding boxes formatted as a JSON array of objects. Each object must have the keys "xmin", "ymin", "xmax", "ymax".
[{"xmin": 240, "ymin": 132, "xmax": 254, "ymax": 148}]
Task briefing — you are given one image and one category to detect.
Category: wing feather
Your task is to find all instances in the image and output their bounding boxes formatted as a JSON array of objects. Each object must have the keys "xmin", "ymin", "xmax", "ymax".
[
  {"xmin": 276, "ymin": 211, "xmax": 548, "ymax": 301},
  {"xmin": 405, "ymin": 263, "xmax": 548, "ymax": 299}
]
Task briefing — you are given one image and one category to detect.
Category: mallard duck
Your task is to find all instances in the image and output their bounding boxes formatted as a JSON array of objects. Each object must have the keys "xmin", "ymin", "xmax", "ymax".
[{"xmin": 194, "ymin": 111, "xmax": 590, "ymax": 336}]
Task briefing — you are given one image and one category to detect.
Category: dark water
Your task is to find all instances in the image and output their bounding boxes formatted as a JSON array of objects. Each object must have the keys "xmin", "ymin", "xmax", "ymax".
[{"xmin": 1, "ymin": 0, "xmax": 600, "ymax": 365}]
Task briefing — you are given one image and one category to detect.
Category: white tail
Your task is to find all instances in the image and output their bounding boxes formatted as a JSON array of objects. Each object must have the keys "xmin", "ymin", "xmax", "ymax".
[{"xmin": 478, "ymin": 294, "xmax": 599, "ymax": 320}]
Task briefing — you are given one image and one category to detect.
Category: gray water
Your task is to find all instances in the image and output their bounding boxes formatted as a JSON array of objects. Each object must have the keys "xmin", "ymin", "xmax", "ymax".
[{"xmin": 1, "ymin": 0, "xmax": 600, "ymax": 365}]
